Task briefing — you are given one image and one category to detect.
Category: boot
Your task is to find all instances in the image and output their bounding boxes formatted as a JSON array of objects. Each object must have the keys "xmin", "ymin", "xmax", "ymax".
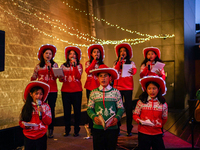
[{"xmin": 48, "ymin": 129, "xmax": 54, "ymax": 138}]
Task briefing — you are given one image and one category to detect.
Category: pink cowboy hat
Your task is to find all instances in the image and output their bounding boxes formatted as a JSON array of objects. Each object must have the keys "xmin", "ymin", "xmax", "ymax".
[
  {"xmin": 90, "ymin": 64, "xmax": 119, "ymax": 80},
  {"xmin": 115, "ymin": 43, "xmax": 133, "ymax": 59},
  {"xmin": 24, "ymin": 81, "xmax": 50, "ymax": 102},
  {"xmin": 87, "ymin": 44, "xmax": 105, "ymax": 60},
  {"xmin": 139, "ymin": 76, "xmax": 167, "ymax": 95},
  {"xmin": 143, "ymin": 47, "xmax": 161, "ymax": 59},
  {"xmin": 37, "ymin": 44, "xmax": 57, "ymax": 60},
  {"xmin": 65, "ymin": 46, "xmax": 82, "ymax": 61}
]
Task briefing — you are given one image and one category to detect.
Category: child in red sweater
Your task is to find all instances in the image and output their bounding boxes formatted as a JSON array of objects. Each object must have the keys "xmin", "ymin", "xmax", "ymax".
[
  {"xmin": 59, "ymin": 46, "xmax": 83, "ymax": 137},
  {"xmin": 133, "ymin": 76, "xmax": 168, "ymax": 150},
  {"xmin": 31, "ymin": 44, "xmax": 58, "ymax": 138},
  {"xmin": 113, "ymin": 43, "xmax": 137, "ymax": 136},
  {"xmin": 19, "ymin": 81, "xmax": 52, "ymax": 150},
  {"xmin": 84, "ymin": 44, "xmax": 105, "ymax": 134},
  {"xmin": 140, "ymin": 47, "xmax": 165, "ymax": 80}
]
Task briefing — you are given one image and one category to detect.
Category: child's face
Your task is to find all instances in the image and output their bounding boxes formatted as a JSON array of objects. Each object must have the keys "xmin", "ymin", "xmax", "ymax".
[
  {"xmin": 146, "ymin": 83, "xmax": 159, "ymax": 99},
  {"xmin": 119, "ymin": 47, "xmax": 127, "ymax": 58},
  {"xmin": 30, "ymin": 89, "xmax": 44, "ymax": 103},
  {"xmin": 68, "ymin": 50, "xmax": 77, "ymax": 61},
  {"xmin": 91, "ymin": 49, "xmax": 100, "ymax": 60},
  {"xmin": 98, "ymin": 72, "xmax": 112, "ymax": 87},
  {"xmin": 147, "ymin": 51, "xmax": 157, "ymax": 61},
  {"xmin": 43, "ymin": 49, "xmax": 53, "ymax": 62}
]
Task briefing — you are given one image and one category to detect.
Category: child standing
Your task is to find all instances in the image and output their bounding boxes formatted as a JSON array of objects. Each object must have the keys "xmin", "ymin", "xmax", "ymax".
[
  {"xmin": 31, "ymin": 44, "xmax": 58, "ymax": 138},
  {"xmin": 84, "ymin": 44, "xmax": 105, "ymax": 133},
  {"xmin": 87, "ymin": 64, "xmax": 124, "ymax": 150},
  {"xmin": 19, "ymin": 81, "xmax": 52, "ymax": 150},
  {"xmin": 113, "ymin": 43, "xmax": 137, "ymax": 136},
  {"xmin": 59, "ymin": 46, "xmax": 83, "ymax": 137},
  {"xmin": 133, "ymin": 76, "xmax": 168, "ymax": 150},
  {"xmin": 140, "ymin": 47, "xmax": 166, "ymax": 80}
]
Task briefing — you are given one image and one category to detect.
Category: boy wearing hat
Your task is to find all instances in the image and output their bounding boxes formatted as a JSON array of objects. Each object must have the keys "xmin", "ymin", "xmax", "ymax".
[{"xmin": 87, "ymin": 64, "xmax": 124, "ymax": 150}]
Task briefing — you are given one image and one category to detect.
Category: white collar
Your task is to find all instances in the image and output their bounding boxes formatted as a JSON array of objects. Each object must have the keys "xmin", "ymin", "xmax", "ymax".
[
  {"xmin": 147, "ymin": 96, "xmax": 158, "ymax": 101},
  {"xmin": 99, "ymin": 84, "xmax": 112, "ymax": 91}
]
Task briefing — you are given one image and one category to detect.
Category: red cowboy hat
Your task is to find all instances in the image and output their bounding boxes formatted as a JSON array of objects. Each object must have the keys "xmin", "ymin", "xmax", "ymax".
[
  {"xmin": 115, "ymin": 43, "xmax": 133, "ymax": 59},
  {"xmin": 139, "ymin": 76, "xmax": 167, "ymax": 95},
  {"xmin": 65, "ymin": 46, "xmax": 82, "ymax": 61},
  {"xmin": 143, "ymin": 47, "xmax": 161, "ymax": 59},
  {"xmin": 37, "ymin": 44, "xmax": 57, "ymax": 60},
  {"xmin": 90, "ymin": 64, "xmax": 119, "ymax": 80},
  {"xmin": 24, "ymin": 81, "xmax": 50, "ymax": 102},
  {"xmin": 87, "ymin": 44, "xmax": 105, "ymax": 60}
]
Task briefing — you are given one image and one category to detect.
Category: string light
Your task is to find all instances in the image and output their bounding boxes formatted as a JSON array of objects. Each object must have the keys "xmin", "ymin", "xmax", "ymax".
[
  {"xmin": 1, "ymin": 0, "xmax": 175, "ymax": 47},
  {"xmin": 62, "ymin": 1, "xmax": 175, "ymax": 39}
]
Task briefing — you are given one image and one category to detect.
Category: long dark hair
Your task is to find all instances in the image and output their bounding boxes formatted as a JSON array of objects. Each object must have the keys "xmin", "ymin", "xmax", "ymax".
[
  {"xmin": 139, "ymin": 81, "xmax": 165, "ymax": 104},
  {"xmin": 141, "ymin": 51, "xmax": 163, "ymax": 66},
  {"xmin": 20, "ymin": 86, "xmax": 44, "ymax": 122},
  {"xmin": 114, "ymin": 47, "xmax": 131, "ymax": 68},
  {"xmin": 39, "ymin": 49, "xmax": 56, "ymax": 68},
  {"xmin": 89, "ymin": 49, "xmax": 104, "ymax": 65},
  {"xmin": 63, "ymin": 50, "xmax": 80, "ymax": 67}
]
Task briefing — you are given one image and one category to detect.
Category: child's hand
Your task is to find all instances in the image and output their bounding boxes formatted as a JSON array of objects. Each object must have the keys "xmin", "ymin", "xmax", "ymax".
[
  {"xmin": 146, "ymin": 61, "xmax": 151, "ymax": 67},
  {"xmin": 128, "ymin": 68, "xmax": 133, "ymax": 74},
  {"xmin": 109, "ymin": 118, "xmax": 118, "ymax": 127},
  {"xmin": 58, "ymin": 75, "xmax": 64, "ymax": 80},
  {"xmin": 94, "ymin": 117, "xmax": 102, "ymax": 125},
  {"xmin": 155, "ymin": 69, "xmax": 161, "ymax": 76},
  {"xmin": 38, "ymin": 106, "xmax": 43, "ymax": 113}
]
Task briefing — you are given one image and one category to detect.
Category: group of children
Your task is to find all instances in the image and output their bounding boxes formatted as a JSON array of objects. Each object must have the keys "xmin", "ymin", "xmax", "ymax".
[{"xmin": 19, "ymin": 43, "xmax": 168, "ymax": 150}]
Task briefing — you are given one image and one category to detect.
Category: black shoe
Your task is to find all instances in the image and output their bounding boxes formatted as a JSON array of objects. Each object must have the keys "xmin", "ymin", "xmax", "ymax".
[
  {"xmin": 126, "ymin": 132, "xmax": 132, "ymax": 136},
  {"xmin": 48, "ymin": 129, "xmax": 54, "ymax": 138},
  {"xmin": 63, "ymin": 132, "xmax": 69, "ymax": 137},
  {"xmin": 73, "ymin": 133, "xmax": 79, "ymax": 137}
]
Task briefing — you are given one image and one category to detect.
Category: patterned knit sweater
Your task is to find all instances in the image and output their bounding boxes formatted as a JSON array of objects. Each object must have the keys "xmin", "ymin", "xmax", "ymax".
[{"xmin": 87, "ymin": 86, "xmax": 124, "ymax": 130}]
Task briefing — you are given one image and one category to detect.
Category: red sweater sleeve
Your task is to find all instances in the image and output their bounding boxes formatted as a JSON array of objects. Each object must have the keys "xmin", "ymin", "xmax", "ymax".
[
  {"xmin": 73, "ymin": 64, "xmax": 82, "ymax": 80},
  {"xmin": 85, "ymin": 59, "xmax": 97, "ymax": 74},
  {"xmin": 114, "ymin": 61, "xmax": 122, "ymax": 71},
  {"xmin": 140, "ymin": 66, "xmax": 149, "ymax": 78}
]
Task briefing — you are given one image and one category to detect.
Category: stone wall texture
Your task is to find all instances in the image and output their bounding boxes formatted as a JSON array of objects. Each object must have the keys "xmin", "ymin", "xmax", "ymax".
[{"xmin": 0, "ymin": 0, "xmax": 93, "ymax": 129}]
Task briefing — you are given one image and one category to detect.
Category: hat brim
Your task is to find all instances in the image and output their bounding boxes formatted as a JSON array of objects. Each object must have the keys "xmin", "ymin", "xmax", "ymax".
[
  {"xmin": 143, "ymin": 47, "xmax": 160, "ymax": 59},
  {"xmin": 139, "ymin": 76, "xmax": 167, "ymax": 95},
  {"xmin": 87, "ymin": 44, "xmax": 105, "ymax": 60},
  {"xmin": 24, "ymin": 81, "xmax": 50, "ymax": 102},
  {"xmin": 90, "ymin": 68, "xmax": 119, "ymax": 80},
  {"xmin": 65, "ymin": 46, "xmax": 82, "ymax": 61},
  {"xmin": 38, "ymin": 44, "xmax": 57, "ymax": 60},
  {"xmin": 115, "ymin": 43, "xmax": 133, "ymax": 59}
]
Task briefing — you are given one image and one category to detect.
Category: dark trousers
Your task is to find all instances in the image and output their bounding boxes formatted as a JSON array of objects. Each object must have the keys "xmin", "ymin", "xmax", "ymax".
[
  {"xmin": 46, "ymin": 92, "xmax": 57, "ymax": 130},
  {"xmin": 24, "ymin": 134, "xmax": 47, "ymax": 150},
  {"xmin": 62, "ymin": 91, "xmax": 82, "ymax": 134},
  {"xmin": 93, "ymin": 129, "xmax": 118, "ymax": 150},
  {"xmin": 86, "ymin": 89, "xmax": 93, "ymax": 132},
  {"xmin": 138, "ymin": 132, "xmax": 165, "ymax": 150},
  {"xmin": 118, "ymin": 90, "xmax": 133, "ymax": 133}
]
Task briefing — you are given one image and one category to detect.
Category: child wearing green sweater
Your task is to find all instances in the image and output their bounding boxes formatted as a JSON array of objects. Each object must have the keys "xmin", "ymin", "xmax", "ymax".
[{"xmin": 87, "ymin": 64, "xmax": 124, "ymax": 150}]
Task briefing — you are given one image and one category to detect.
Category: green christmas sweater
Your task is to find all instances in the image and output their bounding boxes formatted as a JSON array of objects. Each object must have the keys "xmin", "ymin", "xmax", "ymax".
[{"xmin": 87, "ymin": 86, "xmax": 124, "ymax": 129}]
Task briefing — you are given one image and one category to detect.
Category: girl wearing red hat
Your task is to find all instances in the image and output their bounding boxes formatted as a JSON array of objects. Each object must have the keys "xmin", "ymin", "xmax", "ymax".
[
  {"xmin": 59, "ymin": 46, "xmax": 83, "ymax": 137},
  {"xmin": 113, "ymin": 43, "xmax": 137, "ymax": 136},
  {"xmin": 84, "ymin": 44, "xmax": 105, "ymax": 134},
  {"xmin": 133, "ymin": 76, "xmax": 168, "ymax": 150},
  {"xmin": 19, "ymin": 81, "xmax": 52, "ymax": 150},
  {"xmin": 140, "ymin": 47, "xmax": 166, "ymax": 80},
  {"xmin": 31, "ymin": 44, "xmax": 58, "ymax": 138}
]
